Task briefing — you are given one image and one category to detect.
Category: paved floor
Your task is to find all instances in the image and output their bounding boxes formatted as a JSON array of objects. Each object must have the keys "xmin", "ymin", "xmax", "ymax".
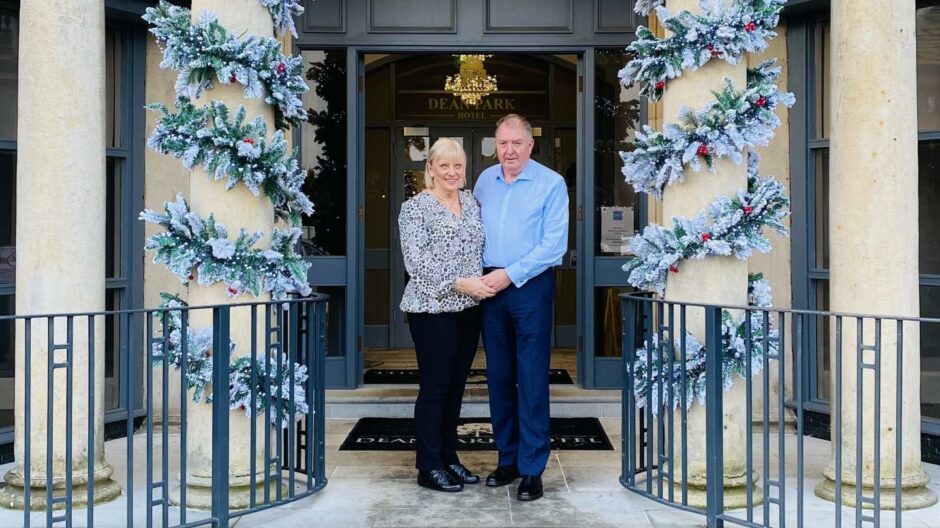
[{"xmin": 1, "ymin": 418, "xmax": 939, "ymax": 527}]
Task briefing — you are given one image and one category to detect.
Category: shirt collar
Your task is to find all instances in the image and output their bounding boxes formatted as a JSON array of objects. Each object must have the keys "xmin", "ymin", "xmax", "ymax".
[{"xmin": 497, "ymin": 160, "xmax": 535, "ymax": 182}]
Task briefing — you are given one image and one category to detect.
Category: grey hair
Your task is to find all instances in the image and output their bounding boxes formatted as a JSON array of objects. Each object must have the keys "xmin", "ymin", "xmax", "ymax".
[{"xmin": 495, "ymin": 113, "xmax": 533, "ymax": 140}]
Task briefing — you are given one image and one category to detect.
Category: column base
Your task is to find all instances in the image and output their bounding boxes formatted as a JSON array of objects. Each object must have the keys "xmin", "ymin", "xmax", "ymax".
[
  {"xmin": 168, "ymin": 477, "xmax": 287, "ymax": 510},
  {"xmin": 814, "ymin": 477, "xmax": 938, "ymax": 510},
  {"xmin": 668, "ymin": 471, "xmax": 764, "ymax": 509},
  {"xmin": 0, "ymin": 465, "xmax": 122, "ymax": 510}
]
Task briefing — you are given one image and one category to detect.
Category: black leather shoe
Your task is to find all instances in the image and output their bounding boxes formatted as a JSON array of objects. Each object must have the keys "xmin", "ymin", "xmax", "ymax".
[
  {"xmin": 418, "ymin": 469, "xmax": 463, "ymax": 492},
  {"xmin": 517, "ymin": 475, "xmax": 543, "ymax": 501},
  {"xmin": 485, "ymin": 465, "xmax": 520, "ymax": 487},
  {"xmin": 446, "ymin": 463, "xmax": 480, "ymax": 484}
]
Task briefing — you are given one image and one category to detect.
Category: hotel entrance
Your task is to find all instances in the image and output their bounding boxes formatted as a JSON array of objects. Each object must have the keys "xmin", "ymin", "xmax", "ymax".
[{"xmin": 361, "ymin": 54, "xmax": 579, "ymax": 379}]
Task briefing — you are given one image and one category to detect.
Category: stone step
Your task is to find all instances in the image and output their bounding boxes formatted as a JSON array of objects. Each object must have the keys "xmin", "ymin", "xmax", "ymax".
[{"xmin": 324, "ymin": 385, "xmax": 622, "ymax": 419}]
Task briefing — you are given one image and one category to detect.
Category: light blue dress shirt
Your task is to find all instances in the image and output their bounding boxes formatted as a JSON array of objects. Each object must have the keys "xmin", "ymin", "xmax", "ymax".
[{"xmin": 473, "ymin": 159, "xmax": 569, "ymax": 288}]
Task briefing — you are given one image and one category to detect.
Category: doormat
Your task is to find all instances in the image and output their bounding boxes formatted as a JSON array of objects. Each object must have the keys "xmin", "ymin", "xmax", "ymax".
[
  {"xmin": 363, "ymin": 368, "xmax": 573, "ymax": 385},
  {"xmin": 339, "ymin": 417, "xmax": 612, "ymax": 451}
]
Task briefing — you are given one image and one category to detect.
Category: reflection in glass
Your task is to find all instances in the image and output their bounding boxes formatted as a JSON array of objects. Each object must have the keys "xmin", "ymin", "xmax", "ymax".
[
  {"xmin": 0, "ymin": 151, "xmax": 14, "ymax": 287},
  {"xmin": 364, "ymin": 270, "xmax": 390, "ymax": 326},
  {"xmin": 302, "ymin": 50, "xmax": 347, "ymax": 256},
  {"xmin": 595, "ymin": 287, "xmax": 631, "ymax": 357},
  {"xmin": 480, "ymin": 137, "xmax": 496, "ymax": 160},
  {"xmin": 814, "ymin": 281, "xmax": 831, "ymax": 402},
  {"xmin": 104, "ymin": 290, "xmax": 122, "ymax": 411},
  {"xmin": 813, "ymin": 149, "xmax": 830, "ymax": 270},
  {"xmin": 814, "ymin": 20, "xmax": 831, "ymax": 139},
  {"xmin": 0, "ymin": 11, "xmax": 17, "ymax": 141},
  {"xmin": 314, "ymin": 286, "xmax": 345, "ymax": 357},
  {"xmin": 105, "ymin": 29, "xmax": 123, "ymax": 148},
  {"xmin": 403, "ymin": 170, "xmax": 426, "ymax": 199},
  {"xmin": 920, "ymin": 286, "xmax": 940, "ymax": 420},
  {"xmin": 106, "ymin": 158, "xmax": 123, "ymax": 279},
  {"xmin": 920, "ymin": 141, "xmax": 940, "ymax": 274},
  {"xmin": 365, "ymin": 128, "xmax": 391, "ymax": 251},
  {"xmin": 917, "ymin": 7, "xmax": 940, "ymax": 132},
  {"xmin": 594, "ymin": 49, "xmax": 641, "ymax": 255},
  {"xmin": 0, "ymin": 295, "xmax": 12, "ymax": 429},
  {"xmin": 405, "ymin": 136, "xmax": 429, "ymax": 162}
]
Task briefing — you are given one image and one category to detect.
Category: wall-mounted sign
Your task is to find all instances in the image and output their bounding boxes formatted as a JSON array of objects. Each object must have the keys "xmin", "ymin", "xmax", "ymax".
[{"xmin": 396, "ymin": 93, "xmax": 549, "ymax": 121}]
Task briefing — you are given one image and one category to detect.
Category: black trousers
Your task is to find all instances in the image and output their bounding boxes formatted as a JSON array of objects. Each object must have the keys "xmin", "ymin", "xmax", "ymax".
[{"xmin": 408, "ymin": 306, "xmax": 481, "ymax": 471}]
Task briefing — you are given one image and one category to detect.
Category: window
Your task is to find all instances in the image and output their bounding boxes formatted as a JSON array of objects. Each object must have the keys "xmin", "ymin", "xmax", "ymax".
[
  {"xmin": 804, "ymin": 7, "xmax": 940, "ymax": 422},
  {"xmin": 0, "ymin": 20, "xmax": 141, "ymax": 436}
]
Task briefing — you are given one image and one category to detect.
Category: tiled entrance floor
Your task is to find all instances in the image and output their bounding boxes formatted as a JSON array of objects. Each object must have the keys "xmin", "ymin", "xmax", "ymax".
[{"xmin": 1, "ymin": 419, "xmax": 938, "ymax": 527}]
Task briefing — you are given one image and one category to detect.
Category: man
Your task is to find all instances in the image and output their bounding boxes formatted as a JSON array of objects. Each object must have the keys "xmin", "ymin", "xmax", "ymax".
[{"xmin": 473, "ymin": 114, "xmax": 569, "ymax": 502}]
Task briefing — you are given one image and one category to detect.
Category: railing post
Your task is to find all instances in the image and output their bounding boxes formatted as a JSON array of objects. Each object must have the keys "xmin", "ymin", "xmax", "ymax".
[
  {"xmin": 622, "ymin": 295, "xmax": 638, "ymax": 486},
  {"xmin": 704, "ymin": 305, "xmax": 724, "ymax": 527},
  {"xmin": 212, "ymin": 305, "xmax": 231, "ymax": 527},
  {"xmin": 313, "ymin": 297, "xmax": 328, "ymax": 490}
]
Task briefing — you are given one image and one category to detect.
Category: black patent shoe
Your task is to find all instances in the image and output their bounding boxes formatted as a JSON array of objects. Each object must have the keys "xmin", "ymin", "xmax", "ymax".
[
  {"xmin": 517, "ymin": 475, "xmax": 543, "ymax": 501},
  {"xmin": 446, "ymin": 463, "xmax": 480, "ymax": 484},
  {"xmin": 485, "ymin": 465, "xmax": 521, "ymax": 487},
  {"xmin": 418, "ymin": 469, "xmax": 464, "ymax": 492}
]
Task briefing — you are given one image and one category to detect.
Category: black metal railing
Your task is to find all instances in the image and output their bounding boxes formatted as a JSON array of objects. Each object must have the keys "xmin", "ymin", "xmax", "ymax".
[
  {"xmin": 2, "ymin": 294, "xmax": 329, "ymax": 527},
  {"xmin": 620, "ymin": 293, "xmax": 938, "ymax": 528}
]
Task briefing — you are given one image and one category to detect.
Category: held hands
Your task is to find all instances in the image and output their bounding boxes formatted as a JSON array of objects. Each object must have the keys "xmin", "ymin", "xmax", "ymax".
[
  {"xmin": 481, "ymin": 269, "xmax": 512, "ymax": 293},
  {"xmin": 456, "ymin": 277, "xmax": 497, "ymax": 300}
]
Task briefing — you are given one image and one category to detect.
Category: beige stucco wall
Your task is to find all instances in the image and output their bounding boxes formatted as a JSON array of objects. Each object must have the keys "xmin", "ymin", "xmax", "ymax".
[{"xmin": 145, "ymin": 34, "xmax": 190, "ymax": 424}]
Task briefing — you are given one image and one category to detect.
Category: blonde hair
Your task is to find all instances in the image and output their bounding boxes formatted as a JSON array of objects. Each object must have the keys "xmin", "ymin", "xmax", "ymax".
[{"xmin": 425, "ymin": 137, "xmax": 468, "ymax": 189}]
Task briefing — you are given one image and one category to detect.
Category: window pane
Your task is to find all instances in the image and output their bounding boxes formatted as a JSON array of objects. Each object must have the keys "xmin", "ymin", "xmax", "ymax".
[
  {"xmin": 814, "ymin": 149, "xmax": 830, "ymax": 270},
  {"xmin": 364, "ymin": 270, "xmax": 389, "ymax": 327},
  {"xmin": 105, "ymin": 29, "xmax": 122, "ymax": 148},
  {"xmin": 813, "ymin": 20, "xmax": 832, "ymax": 139},
  {"xmin": 106, "ymin": 157, "xmax": 123, "ymax": 279},
  {"xmin": 920, "ymin": 141, "xmax": 940, "ymax": 274},
  {"xmin": 814, "ymin": 280, "xmax": 831, "ymax": 402},
  {"xmin": 921, "ymin": 286, "xmax": 940, "ymax": 420},
  {"xmin": 301, "ymin": 50, "xmax": 347, "ymax": 257},
  {"xmin": 595, "ymin": 287, "xmax": 631, "ymax": 358},
  {"xmin": 0, "ymin": 295, "xmax": 12, "ymax": 430},
  {"xmin": 595, "ymin": 49, "xmax": 642, "ymax": 255},
  {"xmin": 313, "ymin": 286, "xmax": 345, "ymax": 357},
  {"xmin": 0, "ymin": 151, "xmax": 13, "ymax": 287},
  {"xmin": 104, "ymin": 290, "xmax": 122, "ymax": 411},
  {"xmin": 0, "ymin": 10, "xmax": 17, "ymax": 141},
  {"xmin": 917, "ymin": 7, "xmax": 940, "ymax": 132}
]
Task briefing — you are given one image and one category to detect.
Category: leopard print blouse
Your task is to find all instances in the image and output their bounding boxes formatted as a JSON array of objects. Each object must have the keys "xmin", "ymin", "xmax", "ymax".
[{"xmin": 398, "ymin": 190, "xmax": 485, "ymax": 314}]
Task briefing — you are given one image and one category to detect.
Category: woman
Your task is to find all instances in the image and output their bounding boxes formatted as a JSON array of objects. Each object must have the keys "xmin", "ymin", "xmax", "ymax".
[{"xmin": 399, "ymin": 137, "xmax": 495, "ymax": 492}]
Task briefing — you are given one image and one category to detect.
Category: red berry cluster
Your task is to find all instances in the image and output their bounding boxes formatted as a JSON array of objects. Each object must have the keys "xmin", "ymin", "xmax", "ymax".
[
  {"xmin": 754, "ymin": 96, "xmax": 767, "ymax": 108},
  {"xmin": 276, "ymin": 62, "xmax": 286, "ymax": 75},
  {"xmin": 696, "ymin": 144, "xmax": 710, "ymax": 157},
  {"xmin": 744, "ymin": 21, "xmax": 758, "ymax": 32}
]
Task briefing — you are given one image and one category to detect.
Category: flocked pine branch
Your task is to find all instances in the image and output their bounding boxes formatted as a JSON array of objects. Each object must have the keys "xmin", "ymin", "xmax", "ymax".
[
  {"xmin": 144, "ymin": 0, "xmax": 309, "ymax": 128},
  {"xmin": 140, "ymin": 194, "xmax": 312, "ymax": 301},
  {"xmin": 147, "ymin": 98, "xmax": 313, "ymax": 225}
]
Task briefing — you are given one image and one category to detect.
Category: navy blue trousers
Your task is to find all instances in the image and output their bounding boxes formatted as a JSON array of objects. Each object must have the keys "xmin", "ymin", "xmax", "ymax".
[
  {"xmin": 481, "ymin": 269, "xmax": 554, "ymax": 476},
  {"xmin": 409, "ymin": 307, "xmax": 481, "ymax": 471}
]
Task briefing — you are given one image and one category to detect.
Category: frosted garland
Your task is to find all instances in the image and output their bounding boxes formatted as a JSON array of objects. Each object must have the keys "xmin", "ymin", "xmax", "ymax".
[
  {"xmin": 261, "ymin": 0, "xmax": 305, "ymax": 38},
  {"xmin": 624, "ymin": 154, "xmax": 788, "ymax": 295},
  {"xmin": 619, "ymin": 0, "xmax": 786, "ymax": 101},
  {"xmin": 632, "ymin": 276, "xmax": 779, "ymax": 413},
  {"xmin": 140, "ymin": 194, "xmax": 312, "ymax": 301},
  {"xmin": 152, "ymin": 294, "xmax": 309, "ymax": 427},
  {"xmin": 619, "ymin": 0, "xmax": 793, "ymax": 411},
  {"xmin": 147, "ymin": 99, "xmax": 313, "ymax": 225},
  {"xmin": 620, "ymin": 61, "xmax": 795, "ymax": 198},
  {"xmin": 144, "ymin": 0, "xmax": 308, "ymax": 128}
]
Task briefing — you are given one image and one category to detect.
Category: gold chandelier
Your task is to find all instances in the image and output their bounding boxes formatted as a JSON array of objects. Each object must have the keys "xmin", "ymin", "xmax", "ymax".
[{"xmin": 444, "ymin": 55, "xmax": 498, "ymax": 107}]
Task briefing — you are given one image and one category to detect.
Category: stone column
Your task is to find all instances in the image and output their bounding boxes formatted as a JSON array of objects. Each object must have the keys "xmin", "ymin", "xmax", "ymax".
[
  {"xmin": 659, "ymin": 0, "xmax": 757, "ymax": 509},
  {"xmin": 0, "ymin": 0, "xmax": 121, "ymax": 510},
  {"xmin": 814, "ymin": 0, "xmax": 937, "ymax": 510},
  {"xmin": 168, "ymin": 0, "xmax": 278, "ymax": 509}
]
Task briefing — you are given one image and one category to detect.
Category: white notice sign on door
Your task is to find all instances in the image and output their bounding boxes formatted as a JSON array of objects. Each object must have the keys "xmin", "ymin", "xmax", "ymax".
[{"xmin": 600, "ymin": 206, "xmax": 634, "ymax": 255}]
